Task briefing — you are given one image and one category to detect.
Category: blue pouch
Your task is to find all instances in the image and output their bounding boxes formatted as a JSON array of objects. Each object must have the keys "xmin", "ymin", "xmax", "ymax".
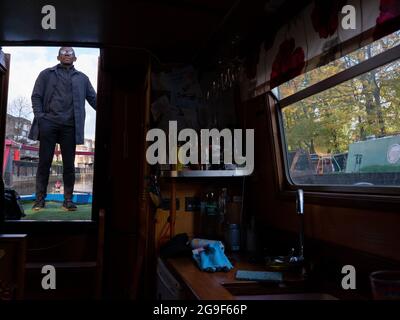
[{"xmin": 192, "ymin": 242, "xmax": 233, "ymax": 272}]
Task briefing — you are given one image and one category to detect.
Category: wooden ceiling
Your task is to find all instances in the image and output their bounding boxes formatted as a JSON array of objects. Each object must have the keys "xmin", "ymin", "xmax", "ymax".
[{"xmin": 0, "ymin": 0, "xmax": 310, "ymax": 64}]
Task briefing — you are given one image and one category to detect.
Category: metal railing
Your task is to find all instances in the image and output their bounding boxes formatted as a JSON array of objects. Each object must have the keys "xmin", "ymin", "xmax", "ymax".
[{"xmin": 4, "ymin": 160, "xmax": 93, "ymax": 187}]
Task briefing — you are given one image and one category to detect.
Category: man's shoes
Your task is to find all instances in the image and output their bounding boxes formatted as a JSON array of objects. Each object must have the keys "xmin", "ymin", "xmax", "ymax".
[
  {"xmin": 32, "ymin": 198, "xmax": 45, "ymax": 211},
  {"xmin": 62, "ymin": 200, "xmax": 77, "ymax": 211}
]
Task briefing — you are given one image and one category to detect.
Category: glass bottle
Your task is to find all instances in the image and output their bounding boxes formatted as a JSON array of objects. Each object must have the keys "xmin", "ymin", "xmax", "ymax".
[{"xmin": 201, "ymin": 189, "xmax": 219, "ymax": 239}]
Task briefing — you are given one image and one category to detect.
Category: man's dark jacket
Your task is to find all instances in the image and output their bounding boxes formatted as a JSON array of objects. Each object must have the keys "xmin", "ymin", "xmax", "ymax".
[{"xmin": 28, "ymin": 64, "xmax": 96, "ymax": 145}]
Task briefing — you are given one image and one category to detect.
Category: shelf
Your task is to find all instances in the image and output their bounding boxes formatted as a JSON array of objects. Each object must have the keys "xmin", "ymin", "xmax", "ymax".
[{"xmin": 160, "ymin": 169, "xmax": 251, "ymax": 178}]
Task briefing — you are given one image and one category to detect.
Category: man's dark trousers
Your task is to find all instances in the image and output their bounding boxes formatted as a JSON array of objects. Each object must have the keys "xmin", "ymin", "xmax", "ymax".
[{"xmin": 36, "ymin": 118, "xmax": 76, "ymax": 199}]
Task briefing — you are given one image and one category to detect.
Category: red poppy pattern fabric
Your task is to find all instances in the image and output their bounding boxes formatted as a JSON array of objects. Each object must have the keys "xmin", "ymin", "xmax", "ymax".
[
  {"xmin": 311, "ymin": 0, "xmax": 347, "ymax": 39},
  {"xmin": 240, "ymin": 0, "xmax": 400, "ymax": 100},
  {"xmin": 374, "ymin": 0, "xmax": 400, "ymax": 40},
  {"xmin": 270, "ymin": 38, "xmax": 305, "ymax": 88}
]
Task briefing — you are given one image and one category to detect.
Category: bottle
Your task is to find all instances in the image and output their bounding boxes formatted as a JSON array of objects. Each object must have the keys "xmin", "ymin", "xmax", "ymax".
[
  {"xmin": 225, "ymin": 223, "xmax": 240, "ymax": 252},
  {"xmin": 205, "ymin": 190, "xmax": 218, "ymax": 216},
  {"xmin": 210, "ymin": 144, "xmax": 220, "ymax": 170},
  {"xmin": 200, "ymin": 189, "xmax": 219, "ymax": 238},
  {"xmin": 176, "ymin": 142, "xmax": 185, "ymax": 171},
  {"xmin": 218, "ymin": 187, "xmax": 228, "ymax": 237},
  {"xmin": 245, "ymin": 216, "xmax": 257, "ymax": 253},
  {"xmin": 218, "ymin": 188, "xmax": 228, "ymax": 216}
]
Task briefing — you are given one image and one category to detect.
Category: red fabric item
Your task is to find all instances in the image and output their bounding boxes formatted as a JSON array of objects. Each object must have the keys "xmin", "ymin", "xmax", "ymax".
[
  {"xmin": 270, "ymin": 38, "xmax": 305, "ymax": 89},
  {"xmin": 374, "ymin": 0, "xmax": 400, "ymax": 40},
  {"xmin": 13, "ymin": 149, "xmax": 20, "ymax": 161},
  {"xmin": 311, "ymin": 0, "xmax": 346, "ymax": 39}
]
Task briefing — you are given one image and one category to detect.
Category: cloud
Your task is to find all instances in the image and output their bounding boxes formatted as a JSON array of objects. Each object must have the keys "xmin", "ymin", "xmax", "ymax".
[{"xmin": 3, "ymin": 46, "xmax": 99, "ymax": 140}]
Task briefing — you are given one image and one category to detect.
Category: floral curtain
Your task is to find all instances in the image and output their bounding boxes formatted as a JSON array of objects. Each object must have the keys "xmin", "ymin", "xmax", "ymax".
[{"xmin": 240, "ymin": 0, "xmax": 400, "ymax": 100}]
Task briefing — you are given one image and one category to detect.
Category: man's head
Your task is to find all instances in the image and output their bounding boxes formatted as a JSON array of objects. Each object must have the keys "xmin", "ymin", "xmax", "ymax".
[{"xmin": 57, "ymin": 47, "xmax": 76, "ymax": 65}]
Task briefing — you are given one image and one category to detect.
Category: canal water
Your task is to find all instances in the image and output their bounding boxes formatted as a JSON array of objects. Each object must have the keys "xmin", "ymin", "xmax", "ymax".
[{"xmin": 10, "ymin": 173, "xmax": 93, "ymax": 196}]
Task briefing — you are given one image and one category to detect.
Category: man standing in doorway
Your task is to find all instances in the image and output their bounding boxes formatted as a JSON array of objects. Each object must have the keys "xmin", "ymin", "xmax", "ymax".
[{"xmin": 28, "ymin": 47, "xmax": 97, "ymax": 211}]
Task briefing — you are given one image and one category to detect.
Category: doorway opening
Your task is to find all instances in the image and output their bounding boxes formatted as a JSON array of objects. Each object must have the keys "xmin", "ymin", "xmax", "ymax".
[{"xmin": 2, "ymin": 46, "xmax": 99, "ymax": 221}]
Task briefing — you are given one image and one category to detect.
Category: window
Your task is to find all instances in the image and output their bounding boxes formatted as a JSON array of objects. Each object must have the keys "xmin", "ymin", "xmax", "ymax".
[{"xmin": 277, "ymin": 32, "xmax": 400, "ymax": 188}]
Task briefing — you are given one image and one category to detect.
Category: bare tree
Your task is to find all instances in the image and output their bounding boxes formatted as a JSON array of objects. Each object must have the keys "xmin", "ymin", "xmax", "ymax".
[
  {"xmin": 7, "ymin": 96, "xmax": 32, "ymax": 142},
  {"xmin": 8, "ymin": 96, "xmax": 32, "ymax": 119}
]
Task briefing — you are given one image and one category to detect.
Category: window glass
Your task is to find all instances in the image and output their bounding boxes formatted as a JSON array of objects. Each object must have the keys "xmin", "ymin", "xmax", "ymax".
[{"xmin": 281, "ymin": 53, "xmax": 400, "ymax": 187}]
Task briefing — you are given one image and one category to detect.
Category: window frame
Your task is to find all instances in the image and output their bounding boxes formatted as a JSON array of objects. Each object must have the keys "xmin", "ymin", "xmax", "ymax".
[
  {"xmin": 270, "ymin": 43, "xmax": 400, "ymax": 208},
  {"xmin": 0, "ymin": 44, "xmax": 101, "ymax": 233}
]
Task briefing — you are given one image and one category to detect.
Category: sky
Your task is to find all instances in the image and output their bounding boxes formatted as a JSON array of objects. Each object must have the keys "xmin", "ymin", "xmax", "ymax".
[{"xmin": 3, "ymin": 46, "xmax": 99, "ymax": 140}]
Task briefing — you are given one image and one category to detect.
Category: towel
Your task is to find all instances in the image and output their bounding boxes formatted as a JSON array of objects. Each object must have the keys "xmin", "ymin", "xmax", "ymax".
[{"xmin": 192, "ymin": 242, "xmax": 233, "ymax": 272}]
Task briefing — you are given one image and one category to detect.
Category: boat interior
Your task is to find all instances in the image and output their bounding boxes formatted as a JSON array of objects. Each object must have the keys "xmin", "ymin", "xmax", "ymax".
[{"xmin": 1, "ymin": 0, "xmax": 400, "ymax": 302}]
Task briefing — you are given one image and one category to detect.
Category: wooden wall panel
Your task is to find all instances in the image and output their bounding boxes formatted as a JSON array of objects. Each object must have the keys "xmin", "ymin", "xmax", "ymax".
[
  {"xmin": 25, "ymin": 234, "xmax": 97, "ymax": 262},
  {"xmin": 155, "ymin": 183, "xmax": 204, "ymax": 249},
  {"xmin": 263, "ymin": 202, "xmax": 400, "ymax": 261},
  {"xmin": 96, "ymin": 48, "xmax": 153, "ymax": 299}
]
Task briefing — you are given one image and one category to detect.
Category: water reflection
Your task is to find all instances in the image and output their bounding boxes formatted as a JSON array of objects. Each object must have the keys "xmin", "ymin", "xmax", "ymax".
[{"xmin": 12, "ymin": 173, "xmax": 93, "ymax": 196}]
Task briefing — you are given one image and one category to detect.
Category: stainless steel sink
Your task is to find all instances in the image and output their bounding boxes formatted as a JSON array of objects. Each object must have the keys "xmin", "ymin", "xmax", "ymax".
[
  {"xmin": 222, "ymin": 281, "xmax": 338, "ymax": 300},
  {"xmin": 235, "ymin": 292, "xmax": 338, "ymax": 300}
]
